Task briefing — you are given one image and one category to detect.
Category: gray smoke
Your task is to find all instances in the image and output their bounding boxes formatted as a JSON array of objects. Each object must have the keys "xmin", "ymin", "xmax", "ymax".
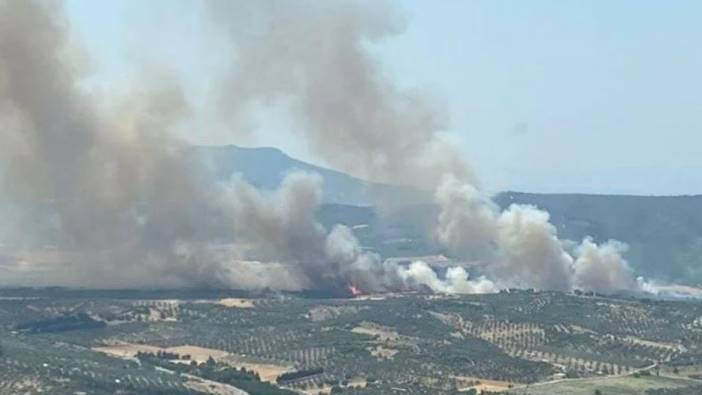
[
  {"xmin": 0, "ymin": 0, "xmax": 651, "ymax": 295},
  {"xmin": 223, "ymin": 171, "xmax": 475, "ymax": 294},
  {"xmin": 207, "ymin": 0, "xmax": 649, "ymax": 294},
  {"xmin": 434, "ymin": 176, "xmax": 497, "ymax": 258},
  {"xmin": 0, "ymin": 0, "xmax": 236, "ymax": 288},
  {"xmin": 208, "ymin": 0, "xmax": 474, "ymax": 190},
  {"xmin": 0, "ymin": 0, "xmax": 471, "ymax": 295},
  {"xmin": 225, "ymin": 172, "xmax": 326, "ymax": 265},
  {"xmin": 0, "ymin": 0, "xmax": 383, "ymax": 292},
  {"xmin": 224, "ymin": 171, "xmax": 382, "ymax": 290}
]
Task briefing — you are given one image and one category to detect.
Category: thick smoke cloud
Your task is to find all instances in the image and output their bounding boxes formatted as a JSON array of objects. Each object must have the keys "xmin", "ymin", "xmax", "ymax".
[
  {"xmin": 224, "ymin": 172, "xmax": 383, "ymax": 291},
  {"xmin": 396, "ymin": 261, "xmax": 496, "ymax": 294},
  {"xmin": 0, "ymin": 0, "xmax": 491, "ymax": 294},
  {"xmin": 226, "ymin": 172, "xmax": 327, "ymax": 265},
  {"xmin": 223, "ymin": 172, "xmax": 484, "ymax": 294},
  {"xmin": 207, "ymin": 0, "xmax": 651, "ymax": 294},
  {"xmin": 496, "ymin": 205, "xmax": 574, "ymax": 291},
  {"xmin": 434, "ymin": 177, "xmax": 643, "ymax": 293},
  {"xmin": 0, "ymin": 0, "xmax": 471, "ymax": 298},
  {"xmin": 435, "ymin": 176, "xmax": 497, "ymax": 258},
  {"xmin": 208, "ymin": 0, "xmax": 474, "ymax": 190},
  {"xmin": 0, "ymin": 0, "xmax": 234, "ymax": 288},
  {"xmin": 0, "ymin": 0, "xmax": 652, "ymax": 295},
  {"xmin": 573, "ymin": 238, "xmax": 639, "ymax": 293}
]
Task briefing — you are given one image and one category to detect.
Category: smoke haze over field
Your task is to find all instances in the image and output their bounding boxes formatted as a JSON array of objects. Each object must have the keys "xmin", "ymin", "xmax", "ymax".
[{"xmin": 0, "ymin": 0, "xmax": 649, "ymax": 295}]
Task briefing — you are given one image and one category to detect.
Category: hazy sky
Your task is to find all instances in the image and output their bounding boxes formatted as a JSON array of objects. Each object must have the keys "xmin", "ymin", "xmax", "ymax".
[{"xmin": 65, "ymin": 0, "xmax": 702, "ymax": 195}]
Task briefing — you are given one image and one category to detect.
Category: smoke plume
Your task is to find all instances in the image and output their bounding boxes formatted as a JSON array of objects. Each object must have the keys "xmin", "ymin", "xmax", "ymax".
[
  {"xmin": 434, "ymin": 177, "xmax": 643, "ymax": 292},
  {"xmin": 573, "ymin": 238, "xmax": 639, "ymax": 293},
  {"xmin": 0, "ymin": 0, "xmax": 236, "ymax": 288},
  {"xmin": 495, "ymin": 204, "xmax": 575, "ymax": 291},
  {"xmin": 223, "ymin": 172, "xmax": 387, "ymax": 291},
  {"xmin": 206, "ymin": 0, "xmax": 649, "ymax": 294},
  {"xmin": 0, "ymin": 0, "xmax": 652, "ymax": 295},
  {"xmin": 224, "ymin": 172, "xmax": 485, "ymax": 294},
  {"xmin": 208, "ymin": 0, "xmax": 474, "ymax": 190},
  {"xmin": 434, "ymin": 176, "xmax": 497, "ymax": 257},
  {"xmin": 396, "ymin": 261, "xmax": 496, "ymax": 294}
]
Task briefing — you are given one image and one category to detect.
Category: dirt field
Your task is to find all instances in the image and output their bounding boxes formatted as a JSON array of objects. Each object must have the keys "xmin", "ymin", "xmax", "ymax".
[
  {"xmin": 91, "ymin": 342, "xmax": 162, "ymax": 358},
  {"xmin": 165, "ymin": 345, "xmax": 230, "ymax": 362},
  {"xmin": 347, "ymin": 377, "xmax": 367, "ymax": 388},
  {"xmin": 218, "ymin": 298, "xmax": 256, "ymax": 308},
  {"xmin": 301, "ymin": 385, "xmax": 331, "ymax": 395},
  {"xmin": 221, "ymin": 354, "xmax": 292, "ymax": 383},
  {"xmin": 184, "ymin": 374, "xmax": 248, "ymax": 395},
  {"xmin": 454, "ymin": 376, "xmax": 515, "ymax": 393},
  {"xmin": 92, "ymin": 342, "xmax": 290, "ymax": 383}
]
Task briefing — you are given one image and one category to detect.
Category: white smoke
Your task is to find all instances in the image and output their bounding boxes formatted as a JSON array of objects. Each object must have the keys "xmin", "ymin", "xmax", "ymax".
[
  {"xmin": 396, "ymin": 261, "xmax": 496, "ymax": 294},
  {"xmin": 572, "ymin": 237, "xmax": 638, "ymax": 293},
  {"xmin": 435, "ymin": 176, "xmax": 497, "ymax": 257},
  {"xmin": 434, "ymin": 177, "xmax": 645, "ymax": 293},
  {"xmin": 495, "ymin": 204, "xmax": 575, "ymax": 291}
]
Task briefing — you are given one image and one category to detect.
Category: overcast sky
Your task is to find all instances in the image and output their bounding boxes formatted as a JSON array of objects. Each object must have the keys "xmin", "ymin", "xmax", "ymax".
[{"xmin": 65, "ymin": 0, "xmax": 702, "ymax": 195}]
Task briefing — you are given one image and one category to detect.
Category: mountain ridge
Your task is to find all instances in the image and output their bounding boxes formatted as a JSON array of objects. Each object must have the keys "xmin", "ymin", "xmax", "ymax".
[{"xmin": 189, "ymin": 144, "xmax": 431, "ymax": 206}]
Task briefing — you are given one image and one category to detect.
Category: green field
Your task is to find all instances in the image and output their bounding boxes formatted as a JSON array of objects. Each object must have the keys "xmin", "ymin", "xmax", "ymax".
[{"xmin": 2, "ymin": 288, "xmax": 702, "ymax": 394}]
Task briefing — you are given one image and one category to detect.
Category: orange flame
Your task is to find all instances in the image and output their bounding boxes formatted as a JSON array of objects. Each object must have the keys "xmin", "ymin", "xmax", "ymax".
[{"xmin": 347, "ymin": 283, "xmax": 362, "ymax": 297}]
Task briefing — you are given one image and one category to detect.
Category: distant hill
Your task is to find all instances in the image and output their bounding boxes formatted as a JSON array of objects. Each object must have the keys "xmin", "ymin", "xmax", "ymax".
[
  {"xmin": 189, "ymin": 145, "xmax": 430, "ymax": 206},
  {"xmin": 191, "ymin": 145, "xmax": 702, "ymax": 285}
]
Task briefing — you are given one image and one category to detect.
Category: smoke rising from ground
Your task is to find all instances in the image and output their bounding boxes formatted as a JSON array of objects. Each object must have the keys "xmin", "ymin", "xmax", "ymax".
[
  {"xmin": 0, "ymin": 0, "xmax": 653, "ymax": 295},
  {"xmin": 496, "ymin": 204, "xmax": 575, "ymax": 291},
  {"xmin": 573, "ymin": 238, "xmax": 639, "ymax": 293},
  {"xmin": 0, "ymin": 0, "xmax": 474, "ymax": 299},
  {"xmin": 0, "ymin": 0, "xmax": 234, "ymax": 288},
  {"xmin": 434, "ymin": 177, "xmax": 497, "ymax": 258},
  {"xmin": 212, "ymin": 0, "xmax": 649, "ymax": 294},
  {"xmin": 0, "ymin": 0, "xmax": 384, "ymax": 293},
  {"xmin": 435, "ymin": 177, "xmax": 644, "ymax": 292},
  {"xmin": 223, "ymin": 172, "xmax": 488, "ymax": 294},
  {"xmin": 206, "ymin": 0, "xmax": 646, "ymax": 294},
  {"xmin": 396, "ymin": 261, "xmax": 496, "ymax": 294}
]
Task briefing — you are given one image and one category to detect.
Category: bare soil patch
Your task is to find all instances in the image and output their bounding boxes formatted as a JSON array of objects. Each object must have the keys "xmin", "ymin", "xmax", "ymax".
[{"xmin": 218, "ymin": 298, "xmax": 256, "ymax": 309}]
